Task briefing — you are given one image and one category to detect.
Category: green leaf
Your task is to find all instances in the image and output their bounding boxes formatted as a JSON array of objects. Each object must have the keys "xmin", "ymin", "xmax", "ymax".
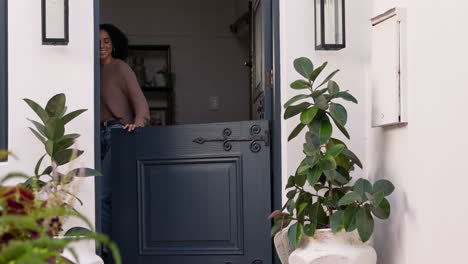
[
  {"xmin": 62, "ymin": 109, "xmax": 87, "ymax": 125},
  {"xmin": 373, "ymin": 179, "xmax": 395, "ymax": 196},
  {"xmin": 64, "ymin": 227, "xmax": 92, "ymax": 237},
  {"xmin": 288, "ymin": 123, "xmax": 306, "ymax": 142},
  {"xmin": 303, "ymin": 223, "xmax": 316, "ymax": 237},
  {"xmin": 328, "ymin": 113, "xmax": 350, "ymax": 139},
  {"xmin": 44, "ymin": 117, "xmax": 65, "ymax": 140},
  {"xmin": 53, "ymin": 149, "xmax": 84, "ymax": 166},
  {"xmin": 342, "ymin": 148, "xmax": 363, "ymax": 169},
  {"xmin": 326, "ymin": 144, "xmax": 345, "ymax": 157},
  {"xmin": 24, "ymin": 98, "xmax": 49, "ymax": 123},
  {"xmin": 41, "ymin": 166, "xmax": 52, "ymax": 176},
  {"xmin": 69, "ymin": 168, "xmax": 102, "ymax": 177},
  {"xmin": 343, "ymin": 205, "xmax": 358, "ymax": 232},
  {"xmin": 29, "ymin": 128, "xmax": 46, "ymax": 144},
  {"xmin": 63, "ymin": 134, "xmax": 80, "ymax": 139},
  {"xmin": 287, "ymin": 199, "xmax": 295, "ymax": 213},
  {"xmin": 45, "ymin": 140, "xmax": 54, "ymax": 156},
  {"xmin": 309, "ymin": 62, "xmax": 327, "ymax": 82},
  {"xmin": 371, "ymin": 198, "xmax": 391, "ymax": 219},
  {"xmin": 318, "ymin": 118, "xmax": 333, "ymax": 144},
  {"xmin": 288, "ymin": 222, "xmax": 303, "ymax": 246},
  {"xmin": 34, "ymin": 154, "xmax": 47, "ymax": 175},
  {"xmin": 305, "ymin": 132, "xmax": 321, "ymax": 150},
  {"xmin": 28, "ymin": 119, "xmax": 46, "ymax": 135},
  {"xmin": 284, "ymin": 94, "xmax": 310, "ymax": 108},
  {"xmin": 286, "ymin": 176, "xmax": 295, "ymax": 189},
  {"xmin": 311, "ymin": 88, "xmax": 327, "ymax": 99},
  {"xmin": 303, "ymin": 143, "xmax": 316, "ymax": 156},
  {"xmin": 307, "ymin": 167, "xmax": 322, "ymax": 186},
  {"xmin": 284, "ymin": 102, "xmax": 311, "ymax": 120},
  {"xmin": 327, "ymin": 80, "xmax": 340, "ymax": 95},
  {"xmin": 372, "ymin": 191, "xmax": 385, "ymax": 207},
  {"xmin": 290, "ymin": 80, "xmax": 312, "ymax": 90},
  {"xmin": 297, "ymin": 202, "xmax": 308, "ymax": 217},
  {"xmin": 317, "ymin": 69, "xmax": 340, "ymax": 88},
  {"xmin": 319, "ymin": 156, "xmax": 337, "ymax": 171},
  {"xmin": 305, "ymin": 154, "xmax": 319, "ymax": 168},
  {"xmin": 329, "ymin": 103, "xmax": 348, "ymax": 126},
  {"xmin": 331, "ymin": 210, "xmax": 344, "ymax": 233},
  {"xmin": 286, "ymin": 190, "xmax": 297, "ymax": 199},
  {"xmin": 271, "ymin": 216, "xmax": 284, "ymax": 237},
  {"xmin": 356, "ymin": 205, "xmax": 374, "ymax": 242},
  {"xmin": 56, "ymin": 137, "xmax": 75, "ymax": 152},
  {"xmin": 314, "ymin": 95, "xmax": 329, "ymax": 110},
  {"xmin": 300, "ymin": 107, "xmax": 319, "ymax": 125},
  {"xmin": 336, "ymin": 91, "xmax": 358, "ymax": 104},
  {"xmin": 354, "ymin": 179, "xmax": 373, "ymax": 200},
  {"xmin": 294, "ymin": 57, "xmax": 314, "ymax": 79},
  {"xmin": 338, "ymin": 192, "xmax": 362, "ymax": 206},
  {"xmin": 45, "ymin": 93, "xmax": 66, "ymax": 117},
  {"xmin": 295, "ymin": 173, "xmax": 306, "ymax": 187}
]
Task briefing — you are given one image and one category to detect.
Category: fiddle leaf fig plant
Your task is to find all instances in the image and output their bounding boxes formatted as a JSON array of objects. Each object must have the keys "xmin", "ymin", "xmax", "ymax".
[{"xmin": 270, "ymin": 58, "xmax": 394, "ymax": 245}]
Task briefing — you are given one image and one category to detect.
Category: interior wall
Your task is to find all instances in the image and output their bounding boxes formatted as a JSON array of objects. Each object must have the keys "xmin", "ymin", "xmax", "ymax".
[
  {"xmin": 0, "ymin": 0, "xmax": 96, "ymax": 240},
  {"xmin": 100, "ymin": 0, "xmax": 251, "ymax": 124}
]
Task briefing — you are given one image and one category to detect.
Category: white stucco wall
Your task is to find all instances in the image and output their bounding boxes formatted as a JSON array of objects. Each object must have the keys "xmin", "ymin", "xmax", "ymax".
[
  {"xmin": 280, "ymin": 0, "xmax": 468, "ymax": 263},
  {"xmin": 0, "ymin": 0, "xmax": 96, "ymax": 234},
  {"xmin": 279, "ymin": 0, "xmax": 372, "ymax": 201}
]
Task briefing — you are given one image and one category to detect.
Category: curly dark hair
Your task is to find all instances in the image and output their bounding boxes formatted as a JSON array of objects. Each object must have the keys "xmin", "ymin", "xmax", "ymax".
[{"xmin": 100, "ymin": 24, "xmax": 129, "ymax": 61}]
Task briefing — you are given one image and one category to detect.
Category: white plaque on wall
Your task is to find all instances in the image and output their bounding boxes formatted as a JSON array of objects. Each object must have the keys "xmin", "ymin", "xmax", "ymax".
[{"xmin": 371, "ymin": 8, "xmax": 407, "ymax": 127}]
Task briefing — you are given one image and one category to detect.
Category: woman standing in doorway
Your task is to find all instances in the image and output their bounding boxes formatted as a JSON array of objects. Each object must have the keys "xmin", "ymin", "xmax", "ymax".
[{"xmin": 99, "ymin": 24, "xmax": 150, "ymax": 239}]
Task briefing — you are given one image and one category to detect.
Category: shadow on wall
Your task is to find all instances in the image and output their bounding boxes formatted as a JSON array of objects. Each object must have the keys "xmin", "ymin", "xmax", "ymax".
[{"xmin": 368, "ymin": 125, "xmax": 412, "ymax": 264}]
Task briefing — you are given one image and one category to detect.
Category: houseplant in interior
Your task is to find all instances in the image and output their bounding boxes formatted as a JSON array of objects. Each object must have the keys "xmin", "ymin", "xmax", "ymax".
[{"xmin": 269, "ymin": 58, "xmax": 394, "ymax": 264}]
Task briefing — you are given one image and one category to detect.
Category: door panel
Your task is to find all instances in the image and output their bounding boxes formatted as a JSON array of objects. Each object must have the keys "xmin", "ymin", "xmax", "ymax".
[{"xmin": 112, "ymin": 121, "xmax": 271, "ymax": 264}]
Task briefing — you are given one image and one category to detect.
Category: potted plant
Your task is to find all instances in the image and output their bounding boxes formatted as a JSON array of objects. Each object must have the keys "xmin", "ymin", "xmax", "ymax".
[{"xmin": 270, "ymin": 58, "xmax": 394, "ymax": 264}]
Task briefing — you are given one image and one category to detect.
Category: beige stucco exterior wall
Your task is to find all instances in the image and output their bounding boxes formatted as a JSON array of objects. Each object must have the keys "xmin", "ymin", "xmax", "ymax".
[
  {"xmin": 0, "ymin": 0, "xmax": 97, "ymax": 235},
  {"xmin": 280, "ymin": 0, "xmax": 468, "ymax": 263}
]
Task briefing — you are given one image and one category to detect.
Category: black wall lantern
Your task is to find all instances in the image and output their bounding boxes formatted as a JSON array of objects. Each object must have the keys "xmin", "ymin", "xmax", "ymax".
[
  {"xmin": 42, "ymin": 0, "xmax": 69, "ymax": 45},
  {"xmin": 315, "ymin": 0, "xmax": 345, "ymax": 50}
]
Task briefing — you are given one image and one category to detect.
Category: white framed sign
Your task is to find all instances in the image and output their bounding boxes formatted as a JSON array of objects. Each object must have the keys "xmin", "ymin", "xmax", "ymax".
[{"xmin": 42, "ymin": 0, "xmax": 69, "ymax": 45}]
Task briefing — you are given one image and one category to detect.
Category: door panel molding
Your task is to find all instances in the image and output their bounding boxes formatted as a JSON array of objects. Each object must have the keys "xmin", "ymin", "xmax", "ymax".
[{"xmin": 137, "ymin": 155, "xmax": 244, "ymax": 256}]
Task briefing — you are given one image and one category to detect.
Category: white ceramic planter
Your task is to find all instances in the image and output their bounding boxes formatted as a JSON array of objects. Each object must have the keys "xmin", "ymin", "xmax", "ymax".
[
  {"xmin": 274, "ymin": 227, "xmax": 295, "ymax": 264},
  {"xmin": 289, "ymin": 229, "xmax": 377, "ymax": 264},
  {"xmin": 57, "ymin": 237, "xmax": 104, "ymax": 264}
]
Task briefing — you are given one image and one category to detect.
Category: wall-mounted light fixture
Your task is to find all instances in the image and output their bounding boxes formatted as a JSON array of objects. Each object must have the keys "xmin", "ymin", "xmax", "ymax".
[
  {"xmin": 315, "ymin": 0, "xmax": 345, "ymax": 50},
  {"xmin": 42, "ymin": 0, "xmax": 69, "ymax": 45}
]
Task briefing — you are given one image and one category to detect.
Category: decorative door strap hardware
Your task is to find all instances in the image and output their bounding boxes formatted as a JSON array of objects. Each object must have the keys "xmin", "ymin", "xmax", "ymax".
[{"xmin": 192, "ymin": 125, "xmax": 269, "ymax": 153}]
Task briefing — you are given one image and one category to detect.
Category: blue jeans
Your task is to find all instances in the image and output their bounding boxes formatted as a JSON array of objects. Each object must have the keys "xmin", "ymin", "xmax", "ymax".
[{"xmin": 100, "ymin": 124, "xmax": 123, "ymax": 236}]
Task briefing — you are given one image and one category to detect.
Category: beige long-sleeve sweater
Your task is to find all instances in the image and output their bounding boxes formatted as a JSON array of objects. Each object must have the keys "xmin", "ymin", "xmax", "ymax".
[{"xmin": 100, "ymin": 59, "xmax": 150, "ymax": 126}]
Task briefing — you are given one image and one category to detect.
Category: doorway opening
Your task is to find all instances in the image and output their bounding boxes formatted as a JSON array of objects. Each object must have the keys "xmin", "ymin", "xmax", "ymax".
[
  {"xmin": 95, "ymin": 0, "xmax": 281, "ymax": 263},
  {"xmin": 100, "ymin": 0, "xmax": 262, "ymax": 125}
]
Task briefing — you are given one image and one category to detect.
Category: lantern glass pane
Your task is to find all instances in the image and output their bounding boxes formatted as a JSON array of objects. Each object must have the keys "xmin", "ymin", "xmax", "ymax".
[
  {"xmin": 315, "ymin": 0, "xmax": 322, "ymax": 46},
  {"xmin": 324, "ymin": 0, "xmax": 343, "ymax": 45},
  {"xmin": 45, "ymin": 0, "xmax": 65, "ymax": 39}
]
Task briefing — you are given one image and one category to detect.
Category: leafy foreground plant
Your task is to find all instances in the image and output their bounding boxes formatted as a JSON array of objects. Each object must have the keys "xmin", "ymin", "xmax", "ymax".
[
  {"xmin": 0, "ymin": 151, "xmax": 121, "ymax": 264},
  {"xmin": 270, "ymin": 58, "xmax": 395, "ymax": 246}
]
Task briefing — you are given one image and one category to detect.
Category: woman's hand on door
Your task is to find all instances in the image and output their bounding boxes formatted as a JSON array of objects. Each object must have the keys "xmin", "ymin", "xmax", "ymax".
[{"xmin": 123, "ymin": 123, "xmax": 141, "ymax": 132}]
